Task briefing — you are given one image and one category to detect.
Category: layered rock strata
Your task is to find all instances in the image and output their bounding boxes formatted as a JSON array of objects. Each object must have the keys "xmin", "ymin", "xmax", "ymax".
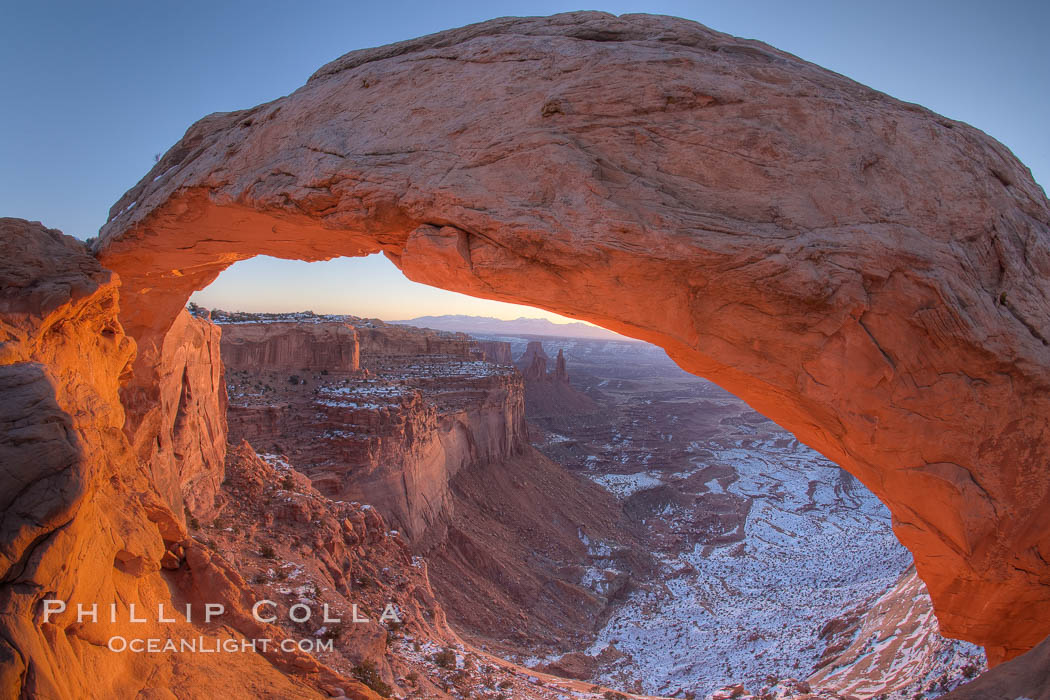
[
  {"xmin": 220, "ymin": 314, "xmax": 527, "ymax": 546},
  {"xmin": 94, "ymin": 12, "xmax": 1050, "ymax": 661},
  {"xmin": 218, "ymin": 313, "xmax": 647, "ymax": 658},
  {"xmin": 221, "ymin": 319, "xmax": 361, "ymax": 373},
  {"xmin": 0, "ymin": 220, "xmax": 379, "ymax": 699}
]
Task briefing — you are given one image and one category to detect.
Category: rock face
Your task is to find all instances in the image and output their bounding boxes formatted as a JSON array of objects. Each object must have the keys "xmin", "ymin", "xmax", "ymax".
[
  {"xmin": 0, "ymin": 220, "xmax": 383, "ymax": 699},
  {"xmin": 221, "ymin": 319, "xmax": 360, "ymax": 372},
  {"xmin": 516, "ymin": 340, "xmax": 598, "ymax": 418},
  {"xmin": 809, "ymin": 566, "xmax": 985, "ymax": 696},
  {"xmin": 426, "ymin": 447, "xmax": 652, "ymax": 655},
  {"xmin": 149, "ymin": 308, "xmax": 228, "ymax": 519},
  {"xmin": 354, "ymin": 318, "xmax": 476, "ymax": 361},
  {"xmin": 474, "ymin": 339, "xmax": 514, "ymax": 365},
  {"xmin": 218, "ymin": 314, "xmax": 648, "ymax": 662},
  {"xmin": 554, "ymin": 349, "xmax": 568, "ymax": 383},
  {"xmin": 517, "ymin": 340, "xmax": 550, "ymax": 382},
  {"xmin": 72, "ymin": 7, "xmax": 1050, "ymax": 669},
  {"xmin": 0, "ymin": 219, "xmax": 635, "ymax": 700},
  {"xmin": 221, "ymin": 315, "xmax": 528, "ymax": 545},
  {"xmin": 207, "ymin": 442, "xmax": 461, "ymax": 697}
]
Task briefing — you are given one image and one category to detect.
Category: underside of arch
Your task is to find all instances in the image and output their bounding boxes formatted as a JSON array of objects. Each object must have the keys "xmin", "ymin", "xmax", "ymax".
[{"xmin": 95, "ymin": 11, "xmax": 1050, "ymax": 664}]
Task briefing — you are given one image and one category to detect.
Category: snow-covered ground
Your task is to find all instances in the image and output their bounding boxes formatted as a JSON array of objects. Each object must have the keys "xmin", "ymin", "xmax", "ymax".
[
  {"xmin": 808, "ymin": 566, "xmax": 985, "ymax": 699},
  {"xmin": 582, "ymin": 438, "xmax": 913, "ymax": 697},
  {"xmin": 587, "ymin": 471, "xmax": 665, "ymax": 498}
]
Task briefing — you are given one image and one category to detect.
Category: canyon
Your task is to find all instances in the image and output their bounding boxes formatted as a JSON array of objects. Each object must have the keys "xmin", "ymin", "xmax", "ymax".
[
  {"xmin": 219, "ymin": 312, "xmax": 526, "ymax": 546},
  {"xmin": 94, "ymin": 10, "xmax": 1050, "ymax": 667},
  {"xmin": 216, "ymin": 311, "xmax": 649, "ymax": 656},
  {"xmin": 474, "ymin": 334, "xmax": 989, "ymax": 698},
  {"xmin": 2, "ymin": 9, "xmax": 1049, "ymax": 700},
  {"xmin": 212, "ymin": 313, "xmax": 991, "ymax": 697},
  {"xmin": 0, "ymin": 220, "xmax": 654, "ymax": 700}
]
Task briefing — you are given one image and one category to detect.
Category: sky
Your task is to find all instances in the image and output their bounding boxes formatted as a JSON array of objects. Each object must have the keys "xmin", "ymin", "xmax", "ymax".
[{"xmin": 3, "ymin": 0, "xmax": 1047, "ymax": 321}]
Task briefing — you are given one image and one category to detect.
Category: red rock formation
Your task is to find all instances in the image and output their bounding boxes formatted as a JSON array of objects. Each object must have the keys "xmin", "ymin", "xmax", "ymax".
[
  {"xmin": 554, "ymin": 349, "xmax": 568, "ymax": 383},
  {"xmin": 424, "ymin": 448, "xmax": 651, "ymax": 656},
  {"xmin": 93, "ymin": 12, "xmax": 1050, "ymax": 662},
  {"xmin": 221, "ymin": 320, "xmax": 360, "ymax": 373},
  {"xmin": 353, "ymin": 318, "xmax": 475, "ymax": 361},
  {"xmin": 208, "ymin": 442, "xmax": 462, "ymax": 697},
  {"xmin": 473, "ymin": 339, "xmax": 513, "ymax": 365},
  {"xmin": 809, "ymin": 566, "xmax": 985, "ymax": 696},
  {"xmin": 517, "ymin": 340, "xmax": 550, "ymax": 382},
  {"xmin": 311, "ymin": 369, "xmax": 528, "ymax": 548},
  {"xmin": 218, "ymin": 317, "xmax": 644, "ymax": 659},
  {"xmin": 222, "ymin": 318, "xmax": 529, "ymax": 546},
  {"xmin": 516, "ymin": 341, "xmax": 598, "ymax": 418},
  {"xmin": 149, "ymin": 308, "xmax": 227, "ymax": 519},
  {"xmin": 0, "ymin": 220, "xmax": 382, "ymax": 699}
]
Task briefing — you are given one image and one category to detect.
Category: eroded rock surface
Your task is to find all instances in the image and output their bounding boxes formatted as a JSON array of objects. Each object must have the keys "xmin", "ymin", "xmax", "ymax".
[
  {"xmin": 93, "ymin": 12, "xmax": 1050, "ymax": 662},
  {"xmin": 214, "ymin": 313, "xmax": 650, "ymax": 658},
  {"xmin": 810, "ymin": 566, "xmax": 986, "ymax": 697},
  {"xmin": 220, "ymin": 313, "xmax": 528, "ymax": 545},
  {"xmin": 149, "ymin": 307, "xmax": 228, "ymax": 520},
  {"xmin": 0, "ymin": 220, "xmax": 382, "ymax": 699},
  {"xmin": 221, "ymin": 317, "xmax": 361, "ymax": 373}
]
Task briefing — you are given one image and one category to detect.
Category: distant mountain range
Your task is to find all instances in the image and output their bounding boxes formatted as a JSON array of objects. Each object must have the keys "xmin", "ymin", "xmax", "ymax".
[{"xmin": 391, "ymin": 315, "xmax": 634, "ymax": 341}]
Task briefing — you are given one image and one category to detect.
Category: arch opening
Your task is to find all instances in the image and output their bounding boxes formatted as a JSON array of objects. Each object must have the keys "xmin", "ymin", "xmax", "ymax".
[
  {"xmin": 95, "ymin": 10, "xmax": 1050, "ymax": 671},
  {"xmin": 181, "ymin": 254, "xmax": 986, "ymax": 696}
]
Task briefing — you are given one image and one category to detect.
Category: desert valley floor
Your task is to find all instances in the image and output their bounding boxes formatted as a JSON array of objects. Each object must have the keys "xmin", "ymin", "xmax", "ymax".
[
  {"xmin": 201, "ymin": 310, "xmax": 987, "ymax": 699},
  {"xmin": 477, "ymin": 333, "xmax": 986, "ymax": 699}
]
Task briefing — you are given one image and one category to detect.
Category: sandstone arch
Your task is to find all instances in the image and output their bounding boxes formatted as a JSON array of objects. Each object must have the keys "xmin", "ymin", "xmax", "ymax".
[{"xmin": 94, "ymin": 12, "xmax": 1050, "ymax": 664}]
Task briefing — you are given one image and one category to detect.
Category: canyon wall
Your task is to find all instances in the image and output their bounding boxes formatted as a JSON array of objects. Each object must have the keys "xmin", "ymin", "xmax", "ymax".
[
  {"xmin": 810, "ymin": 566, "xmax": 985, "ymax": 696},
  {"xmin": 302, "ymin": 369, "xmax": 528, "ymax": 548},
  {"xmin": 354, "ymin": 319, "xmax": 475, "ymax": 361},
  {"xmin": 222, "ymin": 318, "xmax": 528, "ymax": 546},
  {"xmin": 202, "ymin": 442, "xmax": 464, "ymax": 698},
  {"xmin": 93, "ymin": 12, "xmax": 1050, "ymax": 662},
  {"xmin": 148, "ymin": 308, "xmax": 228, "ymax": 519},
  {"xmin": 0, "ymin": 225, "xmax": 577, "ymax": 698},
  {"xmin": 221, "ymin": 320, "xmax": 360, "ymax": 372},
  {"xmin": 219, "ymin": 316, "xmax": 647, "ymax": 659},
  {"xmin": 0, "ymin": 220, "xmax": 381, "ymax": 699},
  {"xmin": 474, "ymin": 339, "xmax": 514, "ymax": 365}
]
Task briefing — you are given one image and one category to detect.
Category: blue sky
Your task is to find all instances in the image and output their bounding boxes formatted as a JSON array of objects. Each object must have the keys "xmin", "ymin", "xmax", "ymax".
[{"xmin": 3, "ymin": 1, "xmax": 1046, "ymax": 321}]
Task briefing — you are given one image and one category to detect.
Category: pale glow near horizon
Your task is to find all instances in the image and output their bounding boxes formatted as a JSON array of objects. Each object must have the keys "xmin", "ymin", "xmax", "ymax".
[{"xmin": 189, "ymin": 254, "xmax": 588, "ymax": 324}]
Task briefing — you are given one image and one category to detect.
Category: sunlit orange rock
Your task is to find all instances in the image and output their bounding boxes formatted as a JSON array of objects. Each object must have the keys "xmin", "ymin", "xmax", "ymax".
[
  {"xmin": 147, "ymin": 308, "xmax": 228, "ymax": 519},
  {"xmin": 0, "ymin": 219, "xmax": 381, "ymax": 699},
  {"xmin": 92, "ymin": 12, "xmax": 1050, "ymax": 664}
]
